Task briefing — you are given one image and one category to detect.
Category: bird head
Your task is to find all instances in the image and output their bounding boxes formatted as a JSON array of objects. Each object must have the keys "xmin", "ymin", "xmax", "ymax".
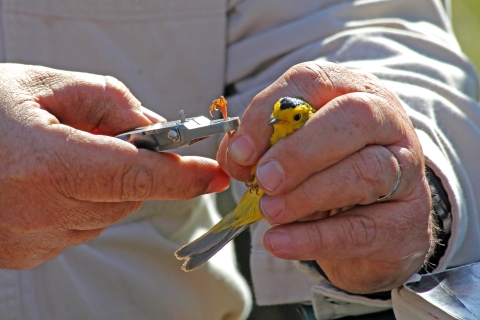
[{"xmin": 269, "ymin": 97, "xmax": 315, "ymax": 140}]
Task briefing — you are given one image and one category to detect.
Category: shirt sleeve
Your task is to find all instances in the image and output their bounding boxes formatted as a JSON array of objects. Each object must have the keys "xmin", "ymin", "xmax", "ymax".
[{"xmin": 226, "ymin": 0, "xmax": 480, "ymax": 317}]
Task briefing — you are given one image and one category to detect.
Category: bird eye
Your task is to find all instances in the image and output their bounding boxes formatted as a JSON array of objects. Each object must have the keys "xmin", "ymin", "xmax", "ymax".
[{"xmin": 293, "ymin": 114, "xmax": 301, "ymax": 121}]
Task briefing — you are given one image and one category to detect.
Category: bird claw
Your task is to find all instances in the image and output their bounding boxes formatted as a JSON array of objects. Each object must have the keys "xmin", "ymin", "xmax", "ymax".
[
  {"xmin": 209, "ymin": 96, "xmax": 228, "ymax": 120},
  {"xmin": 249, "ymin": 186, "xmax": 260, "ymax": 195},
  {"xmin": 246, "ymin": 178, "xmax": 260, "ymax": 194}
]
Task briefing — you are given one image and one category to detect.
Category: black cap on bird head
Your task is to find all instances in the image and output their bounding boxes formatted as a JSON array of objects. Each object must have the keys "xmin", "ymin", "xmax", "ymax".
[{"xmin": 279, "ymin": 97, "xmax": 306, "ymax": 110}]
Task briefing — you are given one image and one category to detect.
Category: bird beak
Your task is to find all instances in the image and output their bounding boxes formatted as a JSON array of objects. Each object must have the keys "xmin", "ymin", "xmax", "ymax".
[{"xmin": 269, "ymin": 117, "xmax": 280, "ymax": 125}]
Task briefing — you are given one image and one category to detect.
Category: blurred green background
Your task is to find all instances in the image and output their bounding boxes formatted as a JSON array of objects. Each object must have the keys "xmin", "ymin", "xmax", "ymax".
[
  {"xmin": 222, "ymin": 1, "xmax": 480, "ymax": 319},
  {"xmin": 453, "ymin": 0, "xmax": 480, "ymax": 72}
]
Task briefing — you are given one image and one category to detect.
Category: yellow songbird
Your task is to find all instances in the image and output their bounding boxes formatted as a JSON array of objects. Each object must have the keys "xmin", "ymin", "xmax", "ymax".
[{"xmin": 175, "ymin": 96, "xmax": 316, "ymax": 271}]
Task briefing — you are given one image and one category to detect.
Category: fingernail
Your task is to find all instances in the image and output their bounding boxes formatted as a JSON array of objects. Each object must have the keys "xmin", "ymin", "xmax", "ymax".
[
  {"xmin": 260, "ymin": 195, "xmax": 284, "ymax": 220},
  {"xmin": 229, "ymin": 134, "xmax": 254, "ymax": 163},
  {"xmin": 257, "ymin": 160, "xmax": 284, "ymax": 192},
  {"xmin": 206, "ymin": 175, "xmax": 230, "ymax": 194},
  {"xmin": 267, "ymin": 230, "xmax": 291, "ymax": 251}
]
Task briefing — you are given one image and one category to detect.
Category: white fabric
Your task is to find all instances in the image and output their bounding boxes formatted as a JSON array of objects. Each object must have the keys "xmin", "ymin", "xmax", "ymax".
[{"xmin": 1, "ymin": 0, "xmax": 480, "ymax": 319}]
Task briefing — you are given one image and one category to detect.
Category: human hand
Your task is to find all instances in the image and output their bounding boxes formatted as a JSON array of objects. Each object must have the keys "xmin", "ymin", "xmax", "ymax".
[
  {"xmin": 0, "ymin": 64, "xmax": 229, "ymax": 270},
  {"xmin": 217, "ymin": 61, "xmax": 431, "ymax": 294}
]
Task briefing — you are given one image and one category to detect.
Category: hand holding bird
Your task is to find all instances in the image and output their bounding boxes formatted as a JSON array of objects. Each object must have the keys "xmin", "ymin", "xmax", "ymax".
[{"xmin": 215, "ymin": 61, "xmax": 430, "ymax": 294}]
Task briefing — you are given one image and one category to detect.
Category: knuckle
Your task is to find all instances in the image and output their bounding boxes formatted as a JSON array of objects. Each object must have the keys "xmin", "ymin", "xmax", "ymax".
[
  {"xmin": 104, "ymin": 75, "xmax": 134, "ymax": 103},
  {"xmin": 353, "ymin": 147, "xmax": 388, "ymax": 202},
  {"xmin": 284, "ymin": 62, "xmax": 336, "ymax": 101},
  {"xmin": 120, "ymin": 164, "xmax": 154, "ymax": 200},
  {"xmin": 103, "ymin": 75, "xmax": 141, "ymax": 119},
  {"xmin": 104, "ymin": 75, "xmax": 125, "ymax": 92},
  {"xmin": 308, "ymin": 63, "xmax": 338, "ymax": 90},
  {"xmin": 339, "ymin": 215, "xmax": 376, "ymax": 247},
  {"xmin": 342, "ymin": 93, "xmax": 382, "ymax": 136},
  {"xmin": 304, "ymin": 223, "xmax": 325, "ymax": 256}
]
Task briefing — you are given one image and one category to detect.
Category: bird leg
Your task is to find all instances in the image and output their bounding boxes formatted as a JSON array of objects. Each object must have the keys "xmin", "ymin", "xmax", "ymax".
[{"xmin": 246, "ymin": 175, "xmax": 260, "ymax": 194}]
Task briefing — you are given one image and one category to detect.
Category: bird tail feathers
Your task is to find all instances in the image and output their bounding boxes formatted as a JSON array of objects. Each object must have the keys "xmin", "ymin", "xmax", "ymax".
[{"xmin": 175, "ymin": 224, "xmax": 249, "ymax": 272}]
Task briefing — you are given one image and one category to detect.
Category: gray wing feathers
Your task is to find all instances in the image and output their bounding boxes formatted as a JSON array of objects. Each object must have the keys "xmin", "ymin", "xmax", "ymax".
[
  {"xmin": 175, "ymin": 228, "xmax": 232, "ymax": 258},
  {"xmin": 175, "ymin": 225, "xmax": 249, "ymax": 271}
]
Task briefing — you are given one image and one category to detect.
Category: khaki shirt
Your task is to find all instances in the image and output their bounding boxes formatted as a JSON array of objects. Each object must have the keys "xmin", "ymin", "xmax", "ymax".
[{"xmin": 1, "ymin": 0, "xmax": 479, "ymax": 319}]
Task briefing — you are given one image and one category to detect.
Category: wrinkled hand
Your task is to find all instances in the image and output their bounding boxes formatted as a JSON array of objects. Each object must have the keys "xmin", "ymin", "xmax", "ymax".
[
  {"xmin": 0, "ymin": 64, "xmax": 229, "ymax": 270},
  {"xmin": 217, "ymin": 61, "xmax": 431, "ymax": 294}
]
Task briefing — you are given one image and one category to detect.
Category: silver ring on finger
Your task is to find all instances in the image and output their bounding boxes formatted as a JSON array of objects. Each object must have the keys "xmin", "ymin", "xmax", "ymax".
[{"xmin": 377, "ymin": 153, "xmax": 402, "ymax": 201}]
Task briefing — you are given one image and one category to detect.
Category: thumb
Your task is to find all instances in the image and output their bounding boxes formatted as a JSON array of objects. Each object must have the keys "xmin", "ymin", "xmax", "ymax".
[{"xmin": 44, "ymin": 125, "xmax": 230, "ymax": 201}]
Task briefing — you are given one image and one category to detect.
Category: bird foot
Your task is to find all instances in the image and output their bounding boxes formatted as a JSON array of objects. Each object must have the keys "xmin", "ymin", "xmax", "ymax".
[
  {"xmin": 209, "ymin": 96, "xmax": 228, "ymax": 120},
  {"xmin": 246, "ymin": 180, "xmax": 260, "ymax": 195}
]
